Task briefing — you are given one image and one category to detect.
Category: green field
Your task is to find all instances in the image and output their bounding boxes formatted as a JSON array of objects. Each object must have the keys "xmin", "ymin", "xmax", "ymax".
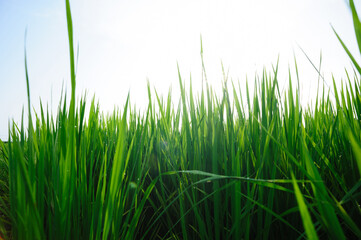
[{"xmin": 1, "ymin": 0, "xmax": 361, "ymax": 239}]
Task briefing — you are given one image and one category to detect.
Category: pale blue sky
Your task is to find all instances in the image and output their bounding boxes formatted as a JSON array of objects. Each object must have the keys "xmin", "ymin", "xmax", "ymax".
[{"xmin": 0, "ymin": 0, "xmax": 360, "ymax": 140}]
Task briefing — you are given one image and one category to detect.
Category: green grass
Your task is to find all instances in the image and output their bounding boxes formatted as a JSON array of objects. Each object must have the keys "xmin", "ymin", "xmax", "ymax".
[
  {"xmin": 1, "ymin": 0, "xmax": 361, "ymax": 239},
  {"xmin": 0, "ymin": 139, "xmax": 9, "ymax": 238}
]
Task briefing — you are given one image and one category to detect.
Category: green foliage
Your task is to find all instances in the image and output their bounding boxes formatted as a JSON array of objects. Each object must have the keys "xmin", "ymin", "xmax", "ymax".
[{"xmin": 1, "ymin": 0, "xmax": 361, "ymax": 239}]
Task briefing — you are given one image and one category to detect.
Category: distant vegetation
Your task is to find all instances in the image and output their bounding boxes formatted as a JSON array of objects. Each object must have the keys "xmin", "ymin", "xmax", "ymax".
[{"xmin": 0, "ymin": 0, "xmax": 361, "ymax": 239}]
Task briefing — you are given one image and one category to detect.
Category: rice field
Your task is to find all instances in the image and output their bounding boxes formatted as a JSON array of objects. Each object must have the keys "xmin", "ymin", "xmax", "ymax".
[{"xmin": 0, "ymin": 0, "xmax": 361, "ymax": 239}]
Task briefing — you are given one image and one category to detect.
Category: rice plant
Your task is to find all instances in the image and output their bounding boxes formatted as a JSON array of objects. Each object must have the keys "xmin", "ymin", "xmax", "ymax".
[{"xmin": 0, "ymin": 0, "xmax": 361, "ymax": 239}]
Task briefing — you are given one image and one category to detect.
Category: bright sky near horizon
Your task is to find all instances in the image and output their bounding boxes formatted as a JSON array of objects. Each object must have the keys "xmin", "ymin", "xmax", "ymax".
[{"xmin": 0, "ymin": 0, "xmax": 360, "ymax": 140}]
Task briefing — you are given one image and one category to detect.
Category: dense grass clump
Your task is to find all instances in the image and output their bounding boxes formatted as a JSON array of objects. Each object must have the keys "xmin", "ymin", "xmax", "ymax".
[{"xmin": 1, "ymin": 0, "xmax": 361, "ymax": 239}]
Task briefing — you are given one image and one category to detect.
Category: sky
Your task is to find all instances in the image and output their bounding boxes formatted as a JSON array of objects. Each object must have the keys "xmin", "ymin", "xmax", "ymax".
[{"xmin": 0, "ymin": 0, "xmax": 360, "ymax": 140}]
